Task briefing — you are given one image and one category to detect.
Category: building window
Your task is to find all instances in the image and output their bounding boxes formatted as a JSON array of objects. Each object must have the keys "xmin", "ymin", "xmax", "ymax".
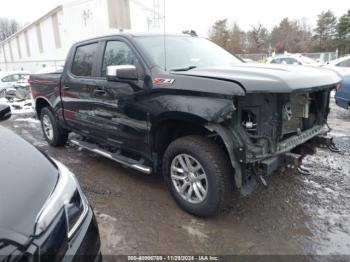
[
  {"xmin": 71, "ymin": 43, "xmax": 98, "ymax": 77},
  {"xmin": 36, "ymin": 24, "xmax": 44, "ymax": 53},
  {"xmin": 52, "ymin": 13, "xmax": 61, "ymax": 49}
]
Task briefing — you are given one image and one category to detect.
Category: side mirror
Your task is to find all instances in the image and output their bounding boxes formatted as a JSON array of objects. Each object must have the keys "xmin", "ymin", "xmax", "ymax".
[
  {"xmin": 0, "ymin": 104, "xmax": 11, "ymax": 121},
  {"xmin": 107, "ymin": 65, "xmax": 138, "ymax": 81}
]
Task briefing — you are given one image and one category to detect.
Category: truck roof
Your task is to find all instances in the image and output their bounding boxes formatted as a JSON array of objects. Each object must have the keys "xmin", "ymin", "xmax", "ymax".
[{"xmin": 73, "ymin": 32, "xmax": 195, "ymax": 46}]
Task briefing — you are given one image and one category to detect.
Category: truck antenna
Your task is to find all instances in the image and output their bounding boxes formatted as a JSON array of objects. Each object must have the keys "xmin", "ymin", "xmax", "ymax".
[{"xmin": 163, "ymin": 0, "xmax": 167, "ymax": 71}]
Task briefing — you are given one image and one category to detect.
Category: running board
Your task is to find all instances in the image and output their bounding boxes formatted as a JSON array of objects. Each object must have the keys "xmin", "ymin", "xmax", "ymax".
[{"xmin": 70, "ymin": 139, "xmax": 152, "ymax": 174}]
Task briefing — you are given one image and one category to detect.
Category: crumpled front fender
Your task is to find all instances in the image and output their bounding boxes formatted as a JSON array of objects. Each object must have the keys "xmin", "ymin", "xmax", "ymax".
[{"xmin": 205, "ymin": 123, "xmax": 243, "ymax": 188}]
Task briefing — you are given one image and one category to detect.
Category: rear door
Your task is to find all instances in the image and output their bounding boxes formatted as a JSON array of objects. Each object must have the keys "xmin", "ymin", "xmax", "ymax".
[
  {"xmin": 60, "ymin": 42, "xmax": 101, "ymax": 136},
  {"xmin": 90, "ymin": 38, "xmax": 150, "ymax": 156}
]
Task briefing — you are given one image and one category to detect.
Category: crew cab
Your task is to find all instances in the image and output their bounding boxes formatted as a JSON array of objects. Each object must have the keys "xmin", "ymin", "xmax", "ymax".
[{"xmin": 30, "ymin": 33, "xmax": 342, "ymax": 217}]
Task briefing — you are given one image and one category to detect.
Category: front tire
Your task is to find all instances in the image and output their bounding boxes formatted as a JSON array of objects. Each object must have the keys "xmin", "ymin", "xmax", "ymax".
[
  {"xmin": 163, "ymin": 136, "xmax": 234, "ymax": 217},
  {"xmin": 40, "ymin": 107, "xmax": 68, "ymax": 146}
]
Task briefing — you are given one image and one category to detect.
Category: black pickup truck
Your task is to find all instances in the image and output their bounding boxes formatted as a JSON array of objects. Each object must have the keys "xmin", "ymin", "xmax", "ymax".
[{"xmin": 30, "ymin": 33, "xmax": 341, "ymax": 217}]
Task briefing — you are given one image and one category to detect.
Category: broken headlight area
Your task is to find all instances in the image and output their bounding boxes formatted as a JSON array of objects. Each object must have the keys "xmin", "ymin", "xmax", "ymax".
[
  {"xmin": 241, "ymin": 109, "xmax": 258, "ymax": 135},
  {"xmin": 236, "ymin": 89, "xmax": 332, "ymax": 160},
  {"xmin": 281, "ymin": 93, "xmax": 311, "ymax": 136},
  {"xmin": 34, "ymin": 160, "xmax": 88, "ymax": 239}
]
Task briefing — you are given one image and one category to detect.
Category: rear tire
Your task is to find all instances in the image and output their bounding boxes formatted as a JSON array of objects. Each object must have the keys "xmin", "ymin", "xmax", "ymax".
[
  {"xmin": 163, "ymin": 135, "xmax": 234, "ymax": 217},
  {"xmin": 40, "ymin": 107, "xmax": 68, "ymax": 146}
]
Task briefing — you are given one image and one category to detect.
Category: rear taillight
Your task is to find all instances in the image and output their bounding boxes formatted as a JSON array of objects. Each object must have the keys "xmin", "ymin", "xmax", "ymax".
[{"xmin": 336, "ymin": 83, "xmax": 342, "ymax": 90}]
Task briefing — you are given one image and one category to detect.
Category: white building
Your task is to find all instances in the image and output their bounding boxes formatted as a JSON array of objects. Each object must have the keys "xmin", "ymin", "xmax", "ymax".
[{"xmin": 0, "ymin": 0, "xmax": 165, "ymax": 72}]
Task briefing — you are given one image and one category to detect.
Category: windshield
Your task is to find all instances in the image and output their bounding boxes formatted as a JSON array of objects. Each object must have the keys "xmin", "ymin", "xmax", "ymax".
[{"xmin": 135, "ymin": 36, "xmax": 243, "ymax": 71}]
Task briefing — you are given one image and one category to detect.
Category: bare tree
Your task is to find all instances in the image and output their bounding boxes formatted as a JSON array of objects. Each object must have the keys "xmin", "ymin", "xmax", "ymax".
[
  {"xmin": 270, "ymin": 18, "xmax": 312, "ymax": 53},
  {"xmin": 0, "ymin": 17, "xmax": 20, "ymax": 41},
  {"xmin": 227, "ymin": 23, "xmax": 246, "ymax": 54},
  {"xmin": 247, "ymin": 23, "xmax": 269, "ymax": 53},
  {"xmin": 208, "ymin": 9, "xmax": 347, "ymax": 55},
  {"xmin": 208, "ymin": 19, "xmax": 230, "ymax": 50}
]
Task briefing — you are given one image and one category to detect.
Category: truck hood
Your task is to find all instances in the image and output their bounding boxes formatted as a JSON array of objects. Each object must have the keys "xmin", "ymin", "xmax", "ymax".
[
  {"xmin": 0, "ymin": 127, "xmax": 58, "ymax": 237},
  {"xmin": 173, "ymin": 64, "xmax": 342, "ymax": 94}
]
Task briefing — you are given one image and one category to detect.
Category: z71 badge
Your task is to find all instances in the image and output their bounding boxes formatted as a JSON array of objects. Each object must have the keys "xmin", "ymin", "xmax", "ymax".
[{"xmin": 153, "ymin": 78, "xmax": 175, "ymax": 85}]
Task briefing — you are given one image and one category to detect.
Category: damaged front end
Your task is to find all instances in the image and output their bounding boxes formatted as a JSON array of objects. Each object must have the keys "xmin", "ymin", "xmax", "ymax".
[
  {"xmin": 237, "ymin": 88, "xmax": 331, "ymax": 159},
  {"xmin": 237, "ymin": 87, "xmax": 338, "ymax": 190},
  {"xmin": 209, "ymin": 85, "xmax": 338, "ymax": 195}
]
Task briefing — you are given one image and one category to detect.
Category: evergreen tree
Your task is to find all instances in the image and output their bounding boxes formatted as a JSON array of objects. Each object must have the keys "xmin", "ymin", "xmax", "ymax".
[
  {"xmin": 336, "ymin": 10, "xmax": 350, "ymax": 55},
  {"xmin": 313, "ymin": 10, "xmax": 337, "ymax": 51}
]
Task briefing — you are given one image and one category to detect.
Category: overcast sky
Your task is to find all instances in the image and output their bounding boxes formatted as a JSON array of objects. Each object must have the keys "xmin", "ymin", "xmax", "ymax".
[{"xmin": 1, "ymin": 0, "xmax": 350, "ymax": 36}]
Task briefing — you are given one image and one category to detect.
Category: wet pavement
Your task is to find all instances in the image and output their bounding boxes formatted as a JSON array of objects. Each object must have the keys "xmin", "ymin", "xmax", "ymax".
[{"xmin": 1, "ymin": 97, "xmax": 350, "ymax": 256}]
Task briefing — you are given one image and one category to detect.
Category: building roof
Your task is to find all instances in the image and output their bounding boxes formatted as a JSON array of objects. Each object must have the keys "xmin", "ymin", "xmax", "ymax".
[{"xmin": 0, "ymin": 6, "xmax": 63, "ymax": 46}]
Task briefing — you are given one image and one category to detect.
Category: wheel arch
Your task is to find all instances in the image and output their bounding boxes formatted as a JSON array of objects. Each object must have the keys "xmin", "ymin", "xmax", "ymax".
[
  {"xmin": 35, "ymin": 97, "xmax": 52, "ymax": 118},
  {"xmin": 205, "ymin": 123, "xmax": 243, "ymax": 188},
  {"xmin": 150, "ymin": 112, "xmax": 208, "ymax": 158},
  {"xmin": 150, "ymin": 112, "xmax": 242, "ymax": 188}
]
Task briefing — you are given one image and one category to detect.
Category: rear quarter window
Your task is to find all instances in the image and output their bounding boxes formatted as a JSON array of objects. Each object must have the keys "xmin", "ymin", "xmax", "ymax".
[{"xmin": 71, "ymin": 43, "xmax": 98, "ymax": 77}]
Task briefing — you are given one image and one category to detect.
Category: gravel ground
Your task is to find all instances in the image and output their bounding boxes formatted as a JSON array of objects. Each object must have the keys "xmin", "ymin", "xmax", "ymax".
[{"xmin": 1, "ymin": 96, "xmax": 349, "ymax": 258}]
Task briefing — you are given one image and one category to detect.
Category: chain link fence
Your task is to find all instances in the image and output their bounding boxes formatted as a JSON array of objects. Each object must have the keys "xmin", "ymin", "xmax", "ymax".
[{"xmin": 238, "ymin": 52, "xmax": 338, "ymax": 64}]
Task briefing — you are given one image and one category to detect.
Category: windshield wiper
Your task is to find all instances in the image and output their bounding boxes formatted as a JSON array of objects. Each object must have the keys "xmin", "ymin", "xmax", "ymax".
[{"xmin": 170, "ymin": 66, "xmax": 197, "ymax": 72}]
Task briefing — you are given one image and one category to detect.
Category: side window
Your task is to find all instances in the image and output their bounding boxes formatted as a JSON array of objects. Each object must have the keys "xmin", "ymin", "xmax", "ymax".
[
  {"xmin": 337, "ymin": 59, "xmax": 350, "ymax": 68},
  {"xmin": 101, "ymin": 41, "xmax": 139, "ymax": 76},
  {"xmin": 12, "ymin": 74, "xmax": 20, "ymax": 81},
  {"xmin": 19, "ymin": 74, "xmax": 29, "ymax": 80},
  {"xmin": 71, "ymin": 43, "xmax": 98, "ymax": 77},
  {"xmin": 280, "ymin": 58, "xmax": 288, "ymax": 64},
  {"xmin": 1, "ymin": 76, "xmax": 10, "ymax": 82},
  {"xmin": 270, "ymin": 58, "xmax": 280, "ymax": 64},
  {"xmin": 284, "ymin": 58, "xmax": 296, "ymax": 64},
  {"xmin": 2, "ymin": 75, "xmax": 16, "ymax": 82}
]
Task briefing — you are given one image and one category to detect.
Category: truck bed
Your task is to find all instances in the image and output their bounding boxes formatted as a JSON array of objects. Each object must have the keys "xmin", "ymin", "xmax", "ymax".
[{"xmin": 29, "ymin": 73, "xmax": 62, "ymax": 110}]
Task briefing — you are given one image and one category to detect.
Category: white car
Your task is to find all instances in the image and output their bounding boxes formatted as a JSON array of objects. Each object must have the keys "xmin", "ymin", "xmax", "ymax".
[
  {"xmin": 324, "ymin": 55, "xmax": 350, "ymax": 77},
  {"xmin": 34, "ymin": 65, "xmax": 64, "ymax": 74},
  {"xmin": 0, "ymin": 71, "xmax": 30, "ymax": 96},
  {"xmin": 266, "ymin": 55, "xmax": 320, "ymax": 66}
]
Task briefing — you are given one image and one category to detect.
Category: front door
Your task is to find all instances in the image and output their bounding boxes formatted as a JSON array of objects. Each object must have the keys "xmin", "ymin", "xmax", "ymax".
[{"xmin": 89, "ymin": 40, "xmax": 150, "ymax": 157}]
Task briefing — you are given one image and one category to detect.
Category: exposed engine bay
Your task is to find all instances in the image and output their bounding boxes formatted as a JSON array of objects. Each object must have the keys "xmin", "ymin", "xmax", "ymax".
[{"xmin": 235, "ymin": 88, "xmax": 332, "ymax": 162}]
